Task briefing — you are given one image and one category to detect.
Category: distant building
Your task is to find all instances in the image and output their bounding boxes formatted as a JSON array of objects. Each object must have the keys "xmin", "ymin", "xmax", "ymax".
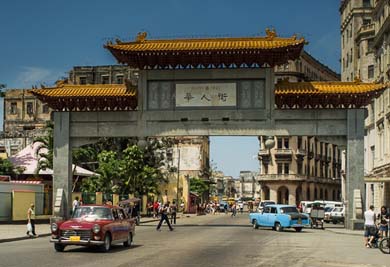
[
  {"xmin": 237, "ymin": 171, "xmax": 261, "ymax": 200},
  {"xmin": 258, "ymin": 136, "xmax": 342, "ymax": 205}
]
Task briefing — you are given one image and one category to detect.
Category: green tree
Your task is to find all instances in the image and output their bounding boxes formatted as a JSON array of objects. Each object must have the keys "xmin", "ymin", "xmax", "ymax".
[
  {"xmin": 190, "ymin": 177, "xmax": 209, "ymax": 196},
  {"xmin": 0, "ymin": 84, "xmax": 6, "ymax": 97},
  {"xmin": 81, "ymin": 144, "xmax": 169, "ymax": 196},
  {"xmin": 0, "ymin": 158, "xmax": 16, "ymax": 175}
]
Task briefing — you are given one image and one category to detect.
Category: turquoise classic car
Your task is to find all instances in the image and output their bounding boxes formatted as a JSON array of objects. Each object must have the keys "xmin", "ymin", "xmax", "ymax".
[{"xmin": 249, "ymin": 204, "xmax": 310, "ymax": 232}]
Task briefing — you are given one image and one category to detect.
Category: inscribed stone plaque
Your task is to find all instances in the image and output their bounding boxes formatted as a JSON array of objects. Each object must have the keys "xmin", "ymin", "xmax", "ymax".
[{"xmin": 176, "ymin": 83, "xmax": 236, "ymax": 107}]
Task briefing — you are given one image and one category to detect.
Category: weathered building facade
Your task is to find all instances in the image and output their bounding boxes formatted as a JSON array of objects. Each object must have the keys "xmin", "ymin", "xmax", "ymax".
[
  {"xmin": 2, "ymin": 89, "xmax": 51, "ymax": 155},
  {"xmin": 340, "ymin": 0, "xmax": 390, "ymax": 211}
]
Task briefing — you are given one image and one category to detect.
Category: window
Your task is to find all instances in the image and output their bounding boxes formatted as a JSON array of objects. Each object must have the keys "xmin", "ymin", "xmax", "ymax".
[
  {"xmin": 277, "ymin": 163, "xmax": 283, "ymax": 174},
  {"xmin": 101, "ymin": 75, "xmax": 109, "ymax": 84},
  {"xmin": 263, "ymin": 163, "xmax": 268, "ymax": 175},
  {"xmin": 116, "ymin": 75, "xmax": 124, "ymax": 84},
  {"xmin": 284, "ymin": 138, "xmax": 289, "ymax": 149},
  {"xmin": 297, "ymin": 161, "xmax": 303, "ymax": 175},
  {"xmin": 363, "ymin": 0, "xmax": 371, "ymax": 8},
  {"xmin": 284, "ymin": 164, "xmax": 289, "ymax": 175},
  {"xmin": 26, "ymin": 102, "xmax": 33, "ymax": 115},
  {"xmin": 297, "ymin": 136, "xmax": 302, "ymax": 149},
  {"xmin": 270, "ymin": 207, "xmax": 277, "ymax": 214},
  {"xmin": 277, "ymin": 137, "xmax": 283, "ymax": 149},
  {"xmin": 79, "ymin": 76, "xmax": 86, "ymax": 85},
  {"xmin": 42, "ymin": 104, "xmax": 49, "ymax": 114},
  {"xmin": 10, "ymin": 102, "xmax": 17, "ymax": 114}
]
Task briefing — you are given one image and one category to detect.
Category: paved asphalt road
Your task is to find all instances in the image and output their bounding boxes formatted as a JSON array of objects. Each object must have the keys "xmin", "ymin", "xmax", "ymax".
[{"xmin": 0, "ymin": 214, "xmax": 388, "ymax": 267}]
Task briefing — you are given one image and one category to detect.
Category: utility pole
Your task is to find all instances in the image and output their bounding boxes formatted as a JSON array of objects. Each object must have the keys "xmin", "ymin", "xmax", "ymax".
[{"xmin": 176, "ymin": 145, "xmax": 180, "ymax": 210}]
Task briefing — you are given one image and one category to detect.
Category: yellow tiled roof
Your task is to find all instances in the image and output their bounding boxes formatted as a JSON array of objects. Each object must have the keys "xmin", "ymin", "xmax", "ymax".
[
  {"xmin": 275, "ymin": 81, "xmax": 388, "ymax": 94},
  {"xmin": 31, "ymin": 84, "xmax": 136, "ymax": 97},
  {"xmin": 105, "ymin": 30, "xmax": 305, "ymax": 52}
]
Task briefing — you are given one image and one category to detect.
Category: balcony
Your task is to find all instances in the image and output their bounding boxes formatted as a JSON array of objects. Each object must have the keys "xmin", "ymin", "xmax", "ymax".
[
  {"xmin": 257, "ymin": 174, "xmax": 306, "ymax": 182},
  {"xmin": 356, "ymin": 23, "xmax": 375, "ymax": 39},
  {"xmin": 315, "ymin": 153, "xmax": 321, "ymax": 161},
  {"xmin": 296, "ymin": 148, "xmax": 306, "ymax": 158},
  {"xmin": 274, "ymin": 149, "xmax": 293, "ymax": 160},
  {"xmin": 258, "ymin": 149, "xmax": 271, "ymax": 162},
  {"xmin": 308, "ymin": 151, "xmax": 314, "ymax": 159}
]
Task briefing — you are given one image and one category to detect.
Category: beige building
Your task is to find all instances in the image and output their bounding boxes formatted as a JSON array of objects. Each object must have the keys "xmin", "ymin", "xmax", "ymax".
[
  {"xmin": 160, "ymin": 136, "xmax": 210, "ymax": 207},
  {"xmin": 258, "ymin": 136, "xmax": 342, "ymax": 205},
  {"xmin": 340, "ymin": 0, "xmax": 390, "ymax": 210},
  {"xmin": 2, "ymin": 89, "xmax": 51, "ymax": 155},
  {"xmin": 275, "ymin": 50, "xmax": 340, "ymax": 83}
]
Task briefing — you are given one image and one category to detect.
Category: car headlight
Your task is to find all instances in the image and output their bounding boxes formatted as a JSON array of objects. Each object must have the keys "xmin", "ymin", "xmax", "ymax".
[
  {"xmin": 93, "ymin": 224, "xmax": 100, "ymax": 234},
  {"xmin": 51, "ymin": 223, "xmax": 58, "ymax": 232}
]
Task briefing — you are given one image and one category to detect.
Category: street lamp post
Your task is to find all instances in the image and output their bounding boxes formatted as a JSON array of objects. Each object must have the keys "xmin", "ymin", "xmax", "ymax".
[{"xmin": 176, "ymin": 144, "xmax": 180, "ymax": 211}]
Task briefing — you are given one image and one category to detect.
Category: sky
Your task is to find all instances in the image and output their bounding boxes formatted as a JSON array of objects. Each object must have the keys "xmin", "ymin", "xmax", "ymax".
[{"xmin": 0, "ymin": 0, "xmax": 341, "ymax": 178}]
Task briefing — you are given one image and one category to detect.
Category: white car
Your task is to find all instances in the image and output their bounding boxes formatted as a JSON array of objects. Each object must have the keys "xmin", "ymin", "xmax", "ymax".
[
  {"xmin": 330, "ymin": 207, "xmax": 345, "ymax": 224},
  {"xmin": 257, "ymin": 200, "xmax": 276, "ymax": 212},
  {"xmin": 323, "ymin": 207, "xmax": 334, "ymax": 223}
]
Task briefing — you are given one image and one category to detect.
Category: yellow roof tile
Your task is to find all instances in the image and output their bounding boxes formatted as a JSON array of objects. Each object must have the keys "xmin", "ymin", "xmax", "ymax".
[
  {"xmin": 275, "ymin": 81, "xmax": 388, "ymax": 95},
  {"xmin": 31, "ymin": 84, "xmax": 136, "ymax": 98},
  {"xmin": 105, "ymin": 30, "xmax": 305, "ymax": 52}
]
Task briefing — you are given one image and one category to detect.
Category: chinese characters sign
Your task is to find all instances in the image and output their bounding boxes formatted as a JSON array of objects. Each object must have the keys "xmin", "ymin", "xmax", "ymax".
[{"xmin": 176, "ymin": 83, "xmax": 236, "ymax": 107}]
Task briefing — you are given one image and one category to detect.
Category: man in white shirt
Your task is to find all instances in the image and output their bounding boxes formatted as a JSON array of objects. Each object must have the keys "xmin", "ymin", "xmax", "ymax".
[
  {"xmin": 72, "ymin": 196, "xmax": 80, "ymax": 214},
  {"xmin": 364, "ymin": 205, "xmax": 376, "ymax": 248}
]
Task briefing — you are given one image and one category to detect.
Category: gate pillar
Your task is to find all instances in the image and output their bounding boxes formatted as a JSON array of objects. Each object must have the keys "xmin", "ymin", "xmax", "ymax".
[
  {"xmin": 345, "ymin": 109, "xmax": 365, "ymax": 230},
  {"xmin": 53, "ymin": 112, "xmax": 73, "ymax": 219}
]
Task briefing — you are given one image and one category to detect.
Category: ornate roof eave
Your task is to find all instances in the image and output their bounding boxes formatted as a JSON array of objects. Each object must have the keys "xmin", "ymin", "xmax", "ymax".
[
  {"xmin": 104, "ymin": 29, "xmax": 306, "ymax": 69},
  {"xmin": 274, "ymin": 80, "xmax": 388, "ymax": 109},
  {"xmin": 30, "ymin": 82, "xmax": 138, "ymax": 111}
]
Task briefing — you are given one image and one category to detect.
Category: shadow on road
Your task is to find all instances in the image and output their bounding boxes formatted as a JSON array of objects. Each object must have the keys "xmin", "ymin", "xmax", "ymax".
[{"xmin": 61, "ymin": 244, "xmax": 143, "ymax": 253}]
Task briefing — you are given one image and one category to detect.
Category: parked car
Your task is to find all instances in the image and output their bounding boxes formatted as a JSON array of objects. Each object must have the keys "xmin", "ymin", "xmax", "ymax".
[
  {"xmin": 249, "ymin": 204, "xmax": 310, "ymax": 232},
  {"xmin": 323, "ymin": 206, "xmax": 334, "ymax": 223},
  {"xmin": 257, "ymin": 200, "xmax": 276, "ymax": 212},
  {"xmin": 50, "ymin": 205, "xmax": 136, "ymax": 252},
  {"xmin": 330, "ymin": 207, "xmax": 345, "ymax": 224}
]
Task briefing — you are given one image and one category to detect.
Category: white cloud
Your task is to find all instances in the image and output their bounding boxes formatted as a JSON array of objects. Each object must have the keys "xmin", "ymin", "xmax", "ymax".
[{"xmin": 17, "ymin": 66, "xmax": 59, "ymax": 88}]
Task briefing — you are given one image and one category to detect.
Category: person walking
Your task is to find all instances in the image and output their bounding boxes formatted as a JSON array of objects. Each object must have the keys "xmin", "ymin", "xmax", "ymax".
[
  {"xmin": 239, "ymin": 202, "xmax": 244, "ymax": 214},
  {"xmin": 26, "ymin": 203, "xmax": 37, "ymax": 237},
  {"xmin": 364, "ymin": 205, "xmax": 377, "ymax": 248},
  {"xmin": 72, "ymin": 196, "xmax": 80, "ymax": 214},
  {"xmin": 377, "ymin": 206, "xmax": 389, "ymax": 239},
  {"xmin": 170, "ymin": 201, "xmax": 177, "ymax": 225},
  {"xmin": 231, "ymin": 203, "xmax": 237, "ymax": 217},
  {"xmin": 156, "ymin": 203, "xmax": 173, "ymax": 231}
]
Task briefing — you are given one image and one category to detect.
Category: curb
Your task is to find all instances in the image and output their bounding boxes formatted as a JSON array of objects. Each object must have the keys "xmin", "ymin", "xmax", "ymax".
[
  {"xmin": 325, "ymin": 228, "xmax": 363, "ymax": 236},
  {"xmin": 0, "ymin": 233, "xmax": 52, "ymax": 244}
]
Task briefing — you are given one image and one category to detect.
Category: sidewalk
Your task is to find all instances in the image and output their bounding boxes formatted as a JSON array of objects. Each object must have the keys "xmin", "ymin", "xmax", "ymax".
[{"xmin": 0, "ymin": 217, "xmax": 161, "ymax": 244}]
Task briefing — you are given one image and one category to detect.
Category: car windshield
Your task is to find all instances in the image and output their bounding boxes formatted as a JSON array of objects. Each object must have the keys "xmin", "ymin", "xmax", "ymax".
[
  {"xmin": 280, "ymin": 207, "xmax": 299, "ymax": 214},
  {"xmin": 325, "ymin": 207, "xmax": 333, "ymax": 212},
  {"xmin": 332, "ymin": 208, "xmax": 343, "ymax": 212},
  {"xmin": 72, "ymin": 207, "xmax": 113, "ymax": 220}
]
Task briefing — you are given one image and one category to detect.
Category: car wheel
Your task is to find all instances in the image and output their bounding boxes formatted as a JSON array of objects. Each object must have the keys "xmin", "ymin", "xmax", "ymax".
[
  {"xmin": 54, "ymin": 243, "xmax": 65, "ymax": 252},
  {"xmin": 100, "ymin": 233, "xmax": 111, "ymax": 252},
  {"xmin": 294, "ymin": 227, "xmax": 302, "ymax": 232},
  {"xmin": 123, "ymin": 232, "xmax": 132, "ymax": 247},
  {"xmin": 252, "ymin": 219, "xmax": 259, "ymax": 229},
  {"xmin": 275, "ymin": 222, "xmax": 283, "ymax": 232}
]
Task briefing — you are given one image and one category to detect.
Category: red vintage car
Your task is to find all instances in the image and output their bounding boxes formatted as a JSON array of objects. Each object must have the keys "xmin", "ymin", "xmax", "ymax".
[{"xmin": 50, "ymin": 205, "xmax": 135, "ymax": 252}]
